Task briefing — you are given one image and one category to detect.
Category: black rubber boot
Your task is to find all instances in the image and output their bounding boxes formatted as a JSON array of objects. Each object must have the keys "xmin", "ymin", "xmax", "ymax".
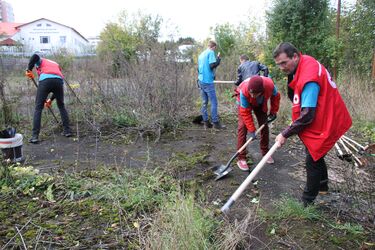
[
  {"xmin": 213, "ymin": 121, "xmax": 226, "ymax": 130},
  {"xmin": 203, "ymin": 121, "xmax": 212, "ymax": 129}
]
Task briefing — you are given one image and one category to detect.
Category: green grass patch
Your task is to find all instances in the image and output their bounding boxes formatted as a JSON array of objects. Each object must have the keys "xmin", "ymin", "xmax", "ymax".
[
  {"xmin": 168, "ymin": 151, "xmax": 209, "ymax": 171},
  {"xmin": 146, "ymin": 194, "xmax": 220, "ymax": 249},
  {"xmin": 0, "ymin": 164, "xmax": 222, "ymax": 248},
  {"xmin": 261, "ymin": 195, "xmax": 321, "ymax": 221}
]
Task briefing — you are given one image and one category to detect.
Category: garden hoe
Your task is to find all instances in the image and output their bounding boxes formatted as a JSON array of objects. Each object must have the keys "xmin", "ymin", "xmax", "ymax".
[
  {"xmin": 29, "ymin": 78, "xmax": 60, "ymax": 124},
  {"xmin": 221, "ymin": 141, "xmax": 280, "ymax": 213},
  {"xmin": 213, "ymin": 124, "xmax": 266, "ymax": 181}
]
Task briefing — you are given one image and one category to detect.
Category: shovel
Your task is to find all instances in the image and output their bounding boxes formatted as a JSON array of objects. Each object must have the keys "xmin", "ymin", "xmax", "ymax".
[
  {"xmin": 213, "ymin": 124, "xmax": 266, "ymax": 181},
  {"xmin": 221, "ymin": 141, "xmax": 280, "ymax": 213}
]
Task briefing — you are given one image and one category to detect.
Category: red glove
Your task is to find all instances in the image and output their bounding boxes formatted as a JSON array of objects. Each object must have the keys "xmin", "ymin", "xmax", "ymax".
[
  {"xmin": 25, "ymin": 70, "xmax": 34, "ymax": 79},
  {"xmin": 44, "ymin": 99, "xmax": 52, "ymax": 108}
]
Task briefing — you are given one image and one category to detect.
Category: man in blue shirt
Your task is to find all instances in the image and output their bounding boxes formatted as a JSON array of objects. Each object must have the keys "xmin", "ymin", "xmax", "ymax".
[{"xmin": 197, "ymin": 40, "xmax": 225, "ymax": 129}]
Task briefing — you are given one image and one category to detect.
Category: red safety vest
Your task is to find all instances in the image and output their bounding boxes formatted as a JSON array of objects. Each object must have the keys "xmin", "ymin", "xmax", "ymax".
[
  {"xmin": 237, "ymin": 76, "xmax": 280, "ymax": 131},
  {"xmin": 289, "ymin": 55, "xmax": 352, "ymax": 161},
  {"xmin": 36, "ymin": 58, "xmax": 64, "ymax": 78}
]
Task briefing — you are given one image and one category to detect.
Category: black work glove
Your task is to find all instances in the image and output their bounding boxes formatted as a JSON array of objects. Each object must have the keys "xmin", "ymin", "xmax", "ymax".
[{"xmin": 267, "ymin": 113, "xmax": 277, "ymax": 123}]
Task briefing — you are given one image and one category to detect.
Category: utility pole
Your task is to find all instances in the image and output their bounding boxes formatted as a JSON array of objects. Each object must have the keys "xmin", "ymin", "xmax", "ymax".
[{"xmin": 333, "ymin": 0, "xmax": 341, "ymax": 80}]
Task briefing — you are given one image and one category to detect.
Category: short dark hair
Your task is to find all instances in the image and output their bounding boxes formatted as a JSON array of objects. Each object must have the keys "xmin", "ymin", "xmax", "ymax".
[
  {"xmin": 273, "ymin": 42, "xmax": 300, "ymax": 59},
  {"xmin": 208, "ymin": 40, "xmax": 217, "ymax": 48},
  {"xmin": 240, "ymin": 54, "xmax": 249, "ymax": 61}
]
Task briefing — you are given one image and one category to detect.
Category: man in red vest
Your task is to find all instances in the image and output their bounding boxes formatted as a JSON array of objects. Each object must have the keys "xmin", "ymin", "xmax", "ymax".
[
  {"xmin": 25, "ymin": 53, "xmax": 72, "ymax": 143},
  {"xmin": 273, "ymin": 42, "xmax": 352, "ymax": 206},
  {"xmin": 236, "ymin": 75, "xmax": 280, "ymax": 171}
]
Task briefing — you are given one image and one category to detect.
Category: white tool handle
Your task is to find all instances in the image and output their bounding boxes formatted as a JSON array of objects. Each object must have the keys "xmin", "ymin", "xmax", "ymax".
[
  {"xmin": 341, "ymin": 137, "xmax": 360, "ymax": 153},
  {"xmin": 213, "ymin": 80, "xmax": 236, "ymax": 84},
  {"xmin": 221, "ymin": 142, "xmax": 280, "ymax": 213},
  {"xmin": 335, "ymin": 142, "xmax": 344, "ymax": 156},
  {"xmin": 342, "ymin": 135, "xmax": 366, "ymax": 150}
]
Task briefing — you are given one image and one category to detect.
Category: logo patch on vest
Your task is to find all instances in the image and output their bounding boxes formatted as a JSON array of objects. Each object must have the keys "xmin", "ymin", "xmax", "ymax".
[
  {"xmin": 326, "ymin": 69, "xmax": 337, "ymax": 89},
  {"xmin": 293, "ymin": 94, "xmax": 300, "ymax": 104}
]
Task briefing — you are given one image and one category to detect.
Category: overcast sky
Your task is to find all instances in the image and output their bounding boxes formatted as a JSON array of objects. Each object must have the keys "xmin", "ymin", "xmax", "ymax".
[
  {"xmin": 9, "ymin": 0, "xmax": 355, "ymax": 41},
  {"xmin": 9, "ymin": 0, "xmax": 272, "ymax": 41}
]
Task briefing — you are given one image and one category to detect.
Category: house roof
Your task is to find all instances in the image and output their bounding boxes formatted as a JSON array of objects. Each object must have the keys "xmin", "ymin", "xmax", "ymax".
[
  {"xmin": 0, "ymin": 38, "xmax": 20, "ymax": 46},
  {"xmin": 16, "ymin": 18, "xmax": 88, "ymax": 42},
  {"xmin": 0, "ymin": 22, "xmax": 23, "ymax": 37}
]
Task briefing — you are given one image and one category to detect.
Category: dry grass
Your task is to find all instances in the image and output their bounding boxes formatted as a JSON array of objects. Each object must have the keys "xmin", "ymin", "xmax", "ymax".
[{"xmin": 337, "ymin": 73, "xmax": 375, "ymax": 122}]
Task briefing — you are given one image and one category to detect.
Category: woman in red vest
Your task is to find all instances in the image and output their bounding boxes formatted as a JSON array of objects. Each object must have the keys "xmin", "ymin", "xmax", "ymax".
[
  {"xmin": 273, "ymin": 42, "xmax": 352, "ymax": 206},
  {"xmin": 25, "ymin": 53, "xmax": 72, "ymax": 143},
  {"xmin": 236, "ymin": 75, "xmax": 280, "ymax": 171}
]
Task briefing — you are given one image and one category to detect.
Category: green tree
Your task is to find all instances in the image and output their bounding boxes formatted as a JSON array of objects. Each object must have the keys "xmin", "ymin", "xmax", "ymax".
[
  {"xmin": 340, "ymin": 0, "xmax": 375, "ymax": 75},
  {"xmin": 212, "ymin": 23, "xmax": 237, "ymax": 57},
  {"xmin": 265, "ymin": 0, "xmax": 335, "ymax": 73},
  {"xmin": 96, "ymin": 11, "xmax": 163, "ymax": 75}
]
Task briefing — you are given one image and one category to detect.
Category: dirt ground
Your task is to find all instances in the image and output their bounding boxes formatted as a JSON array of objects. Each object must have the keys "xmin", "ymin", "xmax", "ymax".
[
  {"xmin": 22, "ymin": 121, "xmax": 301, "ymax": 206},
  {"xmin": 20, "ymin": 118, "xmax": 375, "ymax": 248}
]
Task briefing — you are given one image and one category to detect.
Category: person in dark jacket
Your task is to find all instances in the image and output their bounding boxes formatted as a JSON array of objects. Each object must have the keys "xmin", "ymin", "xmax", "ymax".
[
  {"xmin": 25, "ymin": 53, "xmax": 72, "ymax": 143},
  {"xmin": 236, "ymin": 55, "xmax": 269, "ymax": 86}
]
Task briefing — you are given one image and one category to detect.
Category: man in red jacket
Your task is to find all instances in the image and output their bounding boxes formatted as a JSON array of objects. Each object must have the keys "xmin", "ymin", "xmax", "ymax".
[
  {"xmin": 273, "ymin": 42, "xmax": 352, "ymax": 206},
  {"xmin": 236, "ymin": 75, "xmax": 280, "ymax": 171},
  {"xmin": 25, "ymin": 53, "xmax": 72, "ymax": 143}
]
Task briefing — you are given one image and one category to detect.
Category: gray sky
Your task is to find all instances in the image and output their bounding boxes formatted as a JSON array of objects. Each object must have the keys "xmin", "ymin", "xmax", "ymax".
[
  {"xmin": 9, "ymin": 0, "xmax": 272, "ymax": 40},
  {"xmin": 9, "ymin": 0, "xmax": 355, "ymax": 41}
]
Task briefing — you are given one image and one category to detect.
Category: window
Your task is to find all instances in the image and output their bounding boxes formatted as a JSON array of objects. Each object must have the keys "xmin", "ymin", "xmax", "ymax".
[
  {"xmin": 37, "ymin": 24, "xmax": 42, "ymax": 27},
  {"xmin": 60, "ymin": 36, "xmax": 66, "ymax": 44},
  {"xmin": 46, "ymin": 23, "xmax": 51, "ymax": 27},
  {"xmin": 40, "ymin": 36, "xmax": 50, "ymax": 44}
]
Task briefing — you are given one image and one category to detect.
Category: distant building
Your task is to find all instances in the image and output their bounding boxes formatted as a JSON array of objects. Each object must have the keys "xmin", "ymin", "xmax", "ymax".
[
  {"xmin": 0, "ymin": 18, "xmax": 90, "ymax": 56},
  {"xmin": 0, "ymin": 0, "xmax": 14, "ymax": 22},
  {"xmin": 87, "ymin": 36, "xmax": 101, "ymax": 48}
]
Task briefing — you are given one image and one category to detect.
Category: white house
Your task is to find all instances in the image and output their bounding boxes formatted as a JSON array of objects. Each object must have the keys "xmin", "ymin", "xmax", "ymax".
[{"xmin": 0, "ymin": 18, "xmax": 89, "ymax": 56}]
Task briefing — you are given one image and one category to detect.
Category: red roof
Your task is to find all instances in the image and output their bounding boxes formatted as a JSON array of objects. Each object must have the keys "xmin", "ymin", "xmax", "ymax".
[
  {"xmin": 0, "ymin": 22, "xmax": 23, "ymax": 36},
  {"xmin": 0, "ymin": 38, "xmax": 19, "ymax": 46}
]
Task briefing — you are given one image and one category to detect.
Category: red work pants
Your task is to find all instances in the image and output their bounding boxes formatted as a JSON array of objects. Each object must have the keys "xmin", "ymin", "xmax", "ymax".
[{"xmin": 237, "ymin": 106, "xmax": 269, "ymax": 160}]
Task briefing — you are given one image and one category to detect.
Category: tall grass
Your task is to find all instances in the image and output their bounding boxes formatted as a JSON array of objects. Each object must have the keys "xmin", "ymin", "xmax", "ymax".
[
  {"xmin": 337, "ymin": 73, "xmax": 375, "ymax": 122},
  {"xmin": 145, "ymin": 194, "xmax": 219, "ymax": 250}
]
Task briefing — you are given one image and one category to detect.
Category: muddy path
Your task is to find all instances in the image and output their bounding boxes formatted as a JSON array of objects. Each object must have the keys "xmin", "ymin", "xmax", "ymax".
[{"xmin": 22, "ymin": 121, "xmax": 305, "ymax": 210}]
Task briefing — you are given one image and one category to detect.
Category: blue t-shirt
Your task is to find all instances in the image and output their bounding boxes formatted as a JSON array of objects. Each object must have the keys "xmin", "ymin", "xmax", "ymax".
[
  {"xmin": 198, "ymin": 49, "xmax": 217, "ymax": 84},
  {"xmin": 301, "ymin": 82, "xmax": 320, "ymax": 108}
]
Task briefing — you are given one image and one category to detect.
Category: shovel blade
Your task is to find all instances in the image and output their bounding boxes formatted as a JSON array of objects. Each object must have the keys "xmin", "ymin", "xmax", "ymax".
[
  {"xmin": 213, "ymin": 164, "xmax": 228, "ymax": 175},
  {"xmin": 214, "ymin": 167, "xmax": 233, "ymax": 181}
]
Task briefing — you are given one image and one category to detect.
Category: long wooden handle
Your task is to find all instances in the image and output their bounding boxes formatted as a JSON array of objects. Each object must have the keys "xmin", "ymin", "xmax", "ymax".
[
  {"xmin": 237, "ymin": 124, "xmax": 265, "ymax": 153},
  {"xmin": 213, "ymin": 80, "xmax": 236, "ymax": 84},
  {"xmin": 221, "ymin": 142, "xmax": 280, "ymax": 213}
]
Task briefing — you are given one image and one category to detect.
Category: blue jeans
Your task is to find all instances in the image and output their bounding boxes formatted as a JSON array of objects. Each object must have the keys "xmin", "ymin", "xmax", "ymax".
[{"xmin": 199, "ymin": 82, "xmax": 218, "ymax": 123}]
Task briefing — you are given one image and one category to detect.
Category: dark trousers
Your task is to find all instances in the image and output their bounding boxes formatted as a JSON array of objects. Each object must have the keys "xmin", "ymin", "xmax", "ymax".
[
  {"xmin": 32, "ymin": 78, "xmax": 70, "ymax": 136},
  {"xmin": 302, "ymin": 148, "xmax": 329, "ymax": 204},
  {"xmin": 237, "ymin": 106, "xmax": 269, "ymax": 160}
]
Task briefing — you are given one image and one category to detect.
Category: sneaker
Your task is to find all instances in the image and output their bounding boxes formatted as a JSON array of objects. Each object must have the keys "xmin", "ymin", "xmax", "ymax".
[
  {"xmin": 237, "ymin": 160, "xmax": 249, "ymax": 171},
  {"xmin": 203, "ymin": 121, "xmax": 212, "ymax": 129},
  {"xmin": 266, "ymin": 156, "xmax": 274, "ymax": 164},
  {"xmin": 29, "ymin": 136, "xmax": 39, "ymax": 144},
  {"xmin": 61, "ymin": 130, "xmax": 73, "ymax": 137},
  {"xmin": 213, "ymin": 121, "xmax": 226, "ymax": 130}
]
